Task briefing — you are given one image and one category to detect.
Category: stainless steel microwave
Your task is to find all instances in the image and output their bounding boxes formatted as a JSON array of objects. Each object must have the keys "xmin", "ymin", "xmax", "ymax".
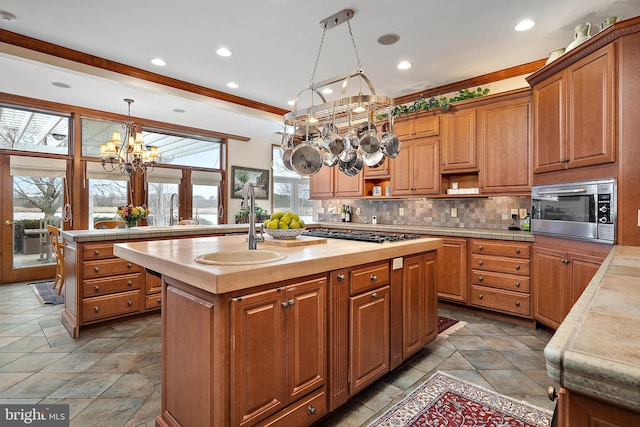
[{"xmin": 531, "ymin": 178, "xmax": 616, "ymax": 244}]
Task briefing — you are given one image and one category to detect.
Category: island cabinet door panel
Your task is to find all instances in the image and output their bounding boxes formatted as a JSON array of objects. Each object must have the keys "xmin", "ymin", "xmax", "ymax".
[
  {"xmin": 284, "ymin": 277, "xmax": 327, "ymax": 403},
  {"xmin": 402, "ymin": 255, "xmax": 426, "ymax": 358},
  {"xmin": 231, "ymin": 289, "xmax": 286, "ymax": 427},
  {"xmin": 349, "ymin": 286, "xmax": 390, "ymax": 396},
  {"xmin": 561, "ymin": 389, "xmax": 640, "ymax": 427}
]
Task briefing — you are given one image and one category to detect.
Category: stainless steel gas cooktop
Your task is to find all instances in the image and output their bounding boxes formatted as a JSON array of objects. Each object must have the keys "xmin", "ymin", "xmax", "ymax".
[{"xmin": 303, "ymin": 228, "xmax": 421, "ymax": 243}]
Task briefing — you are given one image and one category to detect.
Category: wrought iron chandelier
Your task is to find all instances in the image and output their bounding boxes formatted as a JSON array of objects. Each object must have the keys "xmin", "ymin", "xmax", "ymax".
[
  {"xmin": 99, "ymin": 98, "xmax": 159, "ymax": 175},
  {"xmin": 281, "ymin": 9, "xmax": 401, "ymax": 177}
]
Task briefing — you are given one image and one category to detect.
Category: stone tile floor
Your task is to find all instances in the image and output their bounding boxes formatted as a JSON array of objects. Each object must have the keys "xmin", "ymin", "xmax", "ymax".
[{"xmin": 0, "ymin": 282, "xmax": 558, "ymax": 426}]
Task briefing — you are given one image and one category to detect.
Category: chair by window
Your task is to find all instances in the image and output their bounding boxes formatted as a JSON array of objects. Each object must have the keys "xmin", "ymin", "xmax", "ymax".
[
  {"xmin": 39, "ymin": 217, "xmax": 58, "ymax": 261},
  {"xmin": 94, "ymin": 220, "xmax": 126, "ymax": 229},
  {"xmin": 47, "ymin": 225, "xmax": 65, "ymax": 295}
]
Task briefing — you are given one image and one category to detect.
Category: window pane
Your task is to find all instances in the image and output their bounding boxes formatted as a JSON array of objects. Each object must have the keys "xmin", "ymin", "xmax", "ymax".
[
  {"xmin": 147, "ymin": 182, "xmax": 179, "ymax": 226},
  {"xmin": 0, "ymin": 105, "xmax": 69, "ymax": 155},
  {"xmin": 81, "ymin": 117, "xmax": 121, "ymax": 157},
  {"xmin": 192, "ymin": 185, "xmax": 219, "ymax": 225},
  {"xmin": 272, "ymin": 146, "xmax": 311, "ymax": 222},
  {"xmin": 88, "ymin": 179, "xmax": 128, "ymax": 226}
]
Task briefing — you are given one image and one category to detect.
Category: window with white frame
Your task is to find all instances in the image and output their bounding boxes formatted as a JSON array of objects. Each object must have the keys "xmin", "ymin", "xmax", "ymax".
[
  {"xmin": 146, "ymin": 167, "xmax": 181, "ymax": 226},
  {"xmin": 85, "ymin": 162, "xmax": 128, "ymax": 226},
  {"xmin": 271, "ymin": 146, "xmax": 311, "ymax": 222},
  {"xmin": 191, "ymin": 170, "xmax": 222, "ymax": 225}
]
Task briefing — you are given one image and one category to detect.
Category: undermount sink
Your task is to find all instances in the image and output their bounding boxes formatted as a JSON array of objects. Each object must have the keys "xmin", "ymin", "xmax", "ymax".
[{"xmin": 194, "ymin": 249, "xmax": 287, "ymax": 265}]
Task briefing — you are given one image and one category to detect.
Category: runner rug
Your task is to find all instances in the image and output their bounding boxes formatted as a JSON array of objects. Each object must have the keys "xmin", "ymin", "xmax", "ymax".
[
  {"xmin": 437, "ymin": 316, "xmax": 466, "ymax": 337},
  {"xmin": 29, "ymin": 281, "xmax": 63, "ymax": 305},
  {"xmin": 368, "ymin": 371, "xmax": 552, "ymax": 427}
]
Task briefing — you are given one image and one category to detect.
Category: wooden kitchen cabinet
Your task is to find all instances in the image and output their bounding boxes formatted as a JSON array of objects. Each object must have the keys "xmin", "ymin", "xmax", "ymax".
[
  {"xmin": 393, "ymin": 113, "xmax": 439, "ymax": 140},
  {"xmin": 469, "ymin": 239, "xmax": 532, "ymax": 318},
  {"xmin": 531, "ymin": 44, "xmax": 615, "ymax": 174},
  {"xmin": 557, "ymin": 388, "xmax": 640, "ymax": 427},
  {"xmin": 391, "ymin": 137, "xmax": 440, "ymax": 196},
  {"xmin": 477, "ymin": 95, "xmax": 532, "ymax": 194},
  {"xmin": 230, "ymin": 275, "xmax": 327, "ymax": 427},
  {"xmin": 441, "ymin": 108, "xmax": 477, "ymax": 172},
  {"xmin": 309, "ymin": 165, "xmax": 363, "ymax": 199},
  {"xmin": 532, "ymin": 237, "xmax": 609, "ymax": 329},
  {"xmin": 436, "ymin": 237, "xmax": 468, "ymax": 303}
]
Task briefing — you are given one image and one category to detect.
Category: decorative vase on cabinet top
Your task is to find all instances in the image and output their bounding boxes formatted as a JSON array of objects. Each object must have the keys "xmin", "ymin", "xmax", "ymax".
[
  {"xmin": 565, "ymin": 23, "xmax": 592, "ymax": 53},
  {"xmin": 545, "ymin": 47, "xmax": 566, "ymax": 65}
]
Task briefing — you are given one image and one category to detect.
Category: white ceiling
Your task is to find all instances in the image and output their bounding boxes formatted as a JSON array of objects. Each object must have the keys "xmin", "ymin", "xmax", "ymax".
[{"xmin": 0, "ymin": 0, "xmax": 638, "ymax": 140}]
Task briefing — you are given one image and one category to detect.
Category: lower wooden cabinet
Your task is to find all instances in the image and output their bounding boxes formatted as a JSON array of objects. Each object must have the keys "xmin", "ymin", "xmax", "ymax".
[
  {"xmin": 533, "ymin": 237, "xmax": 609, "ymax": 329},
  {"xmin": 557, "ymin": 388, "xmax": 640, "ymax": 427}
]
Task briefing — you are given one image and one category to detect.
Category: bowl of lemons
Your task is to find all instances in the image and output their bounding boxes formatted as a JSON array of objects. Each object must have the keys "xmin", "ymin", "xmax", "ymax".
[{"xmin": 262, "ymin": 211, "xmax": 306, "ymax": 239}]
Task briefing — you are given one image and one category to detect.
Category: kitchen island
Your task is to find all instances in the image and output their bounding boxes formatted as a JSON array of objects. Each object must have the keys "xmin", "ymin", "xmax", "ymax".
[
  {"xmin": 544, "ymin": 245, "xmax": 640, "ymax": 426},
  {"xmin": 114, "ymin": 234, "xmax": 442, "ymax": 427}
]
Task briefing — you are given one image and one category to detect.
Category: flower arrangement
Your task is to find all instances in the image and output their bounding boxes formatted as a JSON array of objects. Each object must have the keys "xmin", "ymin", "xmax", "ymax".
[{"xmin": 117, "ymin": 204, "xmax": 149, "ymax": 227}]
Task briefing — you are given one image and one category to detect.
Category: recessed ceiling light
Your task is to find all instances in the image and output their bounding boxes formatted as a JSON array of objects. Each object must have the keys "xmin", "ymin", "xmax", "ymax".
[
  {"xmin": 377, "ymin": 33, "xmax": 400, "ymax": 45},
  {"xmin": 216, "ymin": 48, "xmax": 232, "ymax": 57},
  {"xmin": 287, "ymin": 100, "xmax": 295, "ymax": 106},
  {"xmin": 514, "ymin": 19, "xmax": 535, "ymax": 31},
  {"xmin": 173, "ymin": 109, "xmax": 186, "ymax": 113},
  {"xmin": 51, "ymin": 82, "xmax": 71, "ymax": 89},
  {"xmin": 227, "ymin": 82, "xmax": 239, "ymax": 89},
  {"xmin": 397, "ymin": 61, "xmax": 412, "ymax": 70},
  {"xmin": 0, "ymin": 11, "xmax": 17, "ymax": 22},
  {"xmin": 150, "ymin": 58, "xmax": 167, "ymax": 66},
  {"xmin": 321, "ymin": 88, "xmax": 333, "ymax": 95}
]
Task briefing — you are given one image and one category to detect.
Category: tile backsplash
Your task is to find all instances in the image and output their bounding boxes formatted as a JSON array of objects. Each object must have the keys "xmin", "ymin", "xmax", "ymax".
[{"xmin": 315, "ymin": 196, "xmax": 531, "ymax": 230}]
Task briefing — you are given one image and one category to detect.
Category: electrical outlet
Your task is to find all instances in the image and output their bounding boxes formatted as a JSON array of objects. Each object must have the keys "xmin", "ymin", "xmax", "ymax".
[
  {"xmin": 356, "ymin": 207, "xmax": 361, "ymax": 215},
  {"xmin": 399, "ymin": 208, "xmax": 404, "ymax": 216},
  {"xmin": 519, "ymin": 209, "xmax": 527, "ymax": 219},
  {"xmin": 450, "ymin": 207, "xmax": 458, "ymax": 218},
  {"xmin": 328, "ymin": 207, "xmax": 336, "ymax": 215},
  {"xmin": 510, "ymin": 208, "xmax": 518, "ymax": 217}
]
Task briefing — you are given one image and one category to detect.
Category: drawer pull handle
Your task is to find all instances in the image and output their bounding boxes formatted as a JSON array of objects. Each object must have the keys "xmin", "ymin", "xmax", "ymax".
[
  {"xmin": 157, "ymin": 298, "xmax": 161, "ymax": 303},
  {"xmin": 478, "ymin": 294, "xmax": 483, "ymax": 300},
  {"xmin": 515, "ymin": 282, "xmax": 521, "ymax": 288},
  {"xmin": 515, "ymin": 265, "xmax": 521, "ymax": 270},
  {"xmin": 548, "ymin": 386, "xmax": 558, "ymax": 401},
  {"xmin": 93, "ymin": 306, "xmax": 99, "ymax": 313},
  {"xmin": 370, "ymin": 274, "xmax": 378, "ymax": 282},
  {"xmin": 337, "ymin": 274, "xmax": 345, "ymax": 281},
  {"xmin": 127, "ymin": 280, "xmax": 132, "ymax": 286},
  {"xmin": 371, "ymin": 292, "xmax": 378, "ymax": 299},
  {"xmin": 93, "ymin": 249, "xmax": 100, "ymax": 256},
  {"xmin": 478, "ymin": 276, "xmax": 483, "ymax": 282},
  {"xmin": 479, "ymin": 245, "xmax": 483, "ymax": 250},
  {"xmin": 93, "ymin": 267, "xmax": 100, "ymax": 273},
  {"xmin": 307, "ymin": 405, "xmax": 317, "ymax": 415},
  {"xmin": 93, "ymin": 285, "xmax": 100, "ymax": 291},
  {"xmin": 478, "ymin": 260, "xmax": 483, "ymax": 266},
  {"xmin": 515, "ymin": 248, "xmax": 521, "ymax": 254},
  {"xmin": 127, "ymin": 300, "xmax": 132, "ymax": 306},
  {"xmin": 515, "ymin": 300, "xmax": 521, "ymax": 307},
  {"xmin": 127, "ymin": 263, "xmax": 133, "ymax": 269}
]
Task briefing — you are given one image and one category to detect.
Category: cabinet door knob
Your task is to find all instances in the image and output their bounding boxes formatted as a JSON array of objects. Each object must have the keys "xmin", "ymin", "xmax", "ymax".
[
  {"xmin": 370, "ymin": 274, "xmax": 378, "ymax": 282},
  {"xmin": 93, "ymin": 285, "xmax": 100, "ymax": 291},
  {"xmin": 288, "ymin": 299, "xmax": 295, "ymax": 307},
  {"xmin": 93, "ymin": 267, "xmax": 100, "ymax": 273},
  {"xmin": 371, "ymin": 292, "xmax": 378, "ymax": 299},
  {"xmin": 548, "ymin": 386, "xmax": 558, "ymax": 401},
  {"xmin": 515, "ymin": 265, "xmax": 521, "ymax": 270},
  {"xmin": 478, "ymin": 276, "xmax": 484, "ymax": 282},
  {"xmin": 515, "ymin": 282, "xmax": 521, "ymax": 288},
  {"xmin": 127, "ymin": 263, "xmax": 133, "ymax": 268},
  {"xmin": 478, "ymin": 294, "xmax": 483, "ymax": 299},
  {"xmin": 307, "ymin": 405, "xmax": 317, "ymax": 415},
  {"xmin": 478, "ymin": 260, "xmax": 483, "ymax": 266},
  {"xmin": 93, "ymin": 306, "xmax": 99, "ymax": 313},
  {"xmin": 478, "ymin": 245, "xmax": 483, "ymax": 250},
  {"xmin": 281, "ymin": 301, "xmax": 289, "ymax": 308},
  {"xmin": 515, "ymin": 300, "xmax": 521, "ymax": 307},
  {"xmin": 337, "ymin": 274, "xmax": 345, "ymax": 282},
  {"xmin": 157, "ymin": 298, "xmax": 161, "ymax": 303},
  {"xmin": 562, "ymin": 258, "xmax": 570, "ymax": 264},
  {"xmin": 127, "ymin": 300, "xmax": 132, "ymax": 306},
  {"xmin": 515, "ymin": 248, "xmax": 521, "ymax": 254},
  {"xmin": 127, "ymin": 280, "xmax": 132, "ymax": 286},
  {"xmin": 93, "ymin": 249, "xmax": 100, "ymax": 256}
]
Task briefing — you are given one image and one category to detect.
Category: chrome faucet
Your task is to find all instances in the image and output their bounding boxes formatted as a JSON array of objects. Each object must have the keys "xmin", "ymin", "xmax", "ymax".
[
  {"xmin": 169, "ymin": 193, "xmax": 179, "ymax": 226},
  {"xmin": 242, "ymin": 182, "xmax": 263, "ymax": 250}
]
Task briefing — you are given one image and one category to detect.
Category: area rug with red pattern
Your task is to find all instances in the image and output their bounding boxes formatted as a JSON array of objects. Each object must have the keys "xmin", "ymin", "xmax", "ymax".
[
  {"xmin": 369, "ymin": 371, "xmax": 552, "ymax": 427},
  {"xmin": 437, "ymin": 316, "xmax": 466, "ymax": 337}
]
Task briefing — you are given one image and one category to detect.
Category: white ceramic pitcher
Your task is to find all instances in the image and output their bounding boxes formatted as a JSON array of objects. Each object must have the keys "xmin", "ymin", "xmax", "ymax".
[{"xmin": 566, "ymin": 23, "xmax": 592, "ymax": 52}]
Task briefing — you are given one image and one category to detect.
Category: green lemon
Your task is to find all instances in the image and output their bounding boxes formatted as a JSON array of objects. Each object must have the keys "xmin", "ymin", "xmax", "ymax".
[
  {"xmin": 289, "ymin": 220, "xmax": 300, "ymax": 229},
  {"xmin": 267, "ymin": 220, "xmax": 278, "ymax": 229},
  {"xmin": 280, "ymin": 215, "xmax": 292, "ymax": 225},
  {"xmin": 270, "ymin": 212, "xmax": 284, "ymax": 220},
  {"xmin": 278, "ymin": 222, "xmax": 289, "ymax": 229},
  {"xmin": 299, "ymin": 220, "xmax": 305, "ymax": 228},
  {"xmin": 290, "ymin": 213, "xmax": 299, "ymax": 221}
]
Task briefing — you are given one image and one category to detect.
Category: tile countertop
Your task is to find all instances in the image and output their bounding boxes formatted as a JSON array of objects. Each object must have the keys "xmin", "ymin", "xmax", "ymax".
[
  {"xmin": 113, "ymin": 234, "xmax": 442, "ymax": 295},
  {"xmin": 544, "ymin": 245, "xmax": 640, "ymax": 412},
  {"xmin": 61, "ymin": 222, "xmax": 534, "ymax": 243}
]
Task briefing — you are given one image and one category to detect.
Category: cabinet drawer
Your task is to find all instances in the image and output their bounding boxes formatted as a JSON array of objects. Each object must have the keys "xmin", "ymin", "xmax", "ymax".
[
  {"xmin": 471, "ymin": 240, "xmax": 530, "ymax": 258},
  {"xmin": 83, "ymin": 243, "xmax": 115, "ymax": 260},
  {"xmin": 83, "ymin": 258, "xmax": 141, "ymax": 279},
  {"xmin": 470, "ymin": 270, "xmax": 530, "ymax": 293},
  {"xmin": 350, "ymin": 262, "xmax": 390, "ymax": 295},
  {"xmin": 83, "ymin": 290, "xmax": 141, "ymax": 322},
  {"xmin": 256, "ymin": 389, "xmax": 326, "ymax": 427},
  {"xmin": 83, "ymin": 273, "xmax": 141, "ymax": 296},
  {"xmin": 146, "ymin": 293, "xmax": 162, "ymax": 310},
  {"xmin": 469, "ymin": 285, "xmax": 530, "ymax": 317},
  {"xmin": 470, "ymin": 254, "xmax": 530, "ymax": 275}
]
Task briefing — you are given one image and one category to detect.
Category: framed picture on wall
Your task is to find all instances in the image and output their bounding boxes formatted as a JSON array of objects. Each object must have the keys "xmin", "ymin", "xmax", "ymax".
[{"xmin": 231, "ymin": 166, "xmax": 270, "ymax": 199}]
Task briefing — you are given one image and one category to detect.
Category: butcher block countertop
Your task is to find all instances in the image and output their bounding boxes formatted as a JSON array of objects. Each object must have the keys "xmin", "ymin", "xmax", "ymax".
[
  {"xmin": 544, "ymin": 245, "xmax": 640, "ymax": 412},
  {"xmin": 114, "ymin": 234, "xmax": 442, "ymax": 295}
]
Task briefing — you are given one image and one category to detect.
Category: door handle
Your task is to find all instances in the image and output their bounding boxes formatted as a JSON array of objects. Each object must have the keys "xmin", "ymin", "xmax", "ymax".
[{"xmin": 5, "ymin": 220, "xmax": 14, "ymax": 226}]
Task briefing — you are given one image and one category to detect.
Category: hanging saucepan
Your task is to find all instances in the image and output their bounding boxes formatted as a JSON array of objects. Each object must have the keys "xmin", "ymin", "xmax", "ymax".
[
  {"xmin": 381, "ymin": 132, "xmax": 402, "ymax": 159},
  {"xmin": 290, "ymin": 143, "xmax": 323, "ymax": 176},
  {"xmin": 359, "ymin": 129, "xmax": 381, "ymax": 154},
  {"xmin": 363, "ymin": 150, "xmax": 385, "ymax": 168},
  {"xmin": 281, "ymin": 147, "xmax": 295, "ymax": 172},
  {"xmin": 338, "ymin": 152, "xmax": 364, "ymax": 177},
  {"xmin": 322, "ymin": 150, "xmax": 339, "ymax": 167},
  {"xmin": 323, "ymin": 133, "xmax": 350, "ymax": 156},
  {"xmin": 294, "ymin": 125, "xmax": 321, "ymax": 144},
  {"xmin": 339, "ymin": 146, "xmax": 357, "ymax": 162}
]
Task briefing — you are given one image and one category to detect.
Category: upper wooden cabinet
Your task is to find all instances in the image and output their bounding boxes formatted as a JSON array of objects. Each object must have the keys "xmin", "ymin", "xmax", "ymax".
[
  {"xmin": 441, "ymin": 108, "xmax": 477, "ymax": 172},
  {"xmin": 532, "ymin": 44, "xmax": 616, "ymax": 173},
  {"xmin": 309, "ymin": 165, "xmax": 363, "ymax": 199},
  {"xmin": 478, "ymin": 95, "xmax": 532, "ymax": 194},
  {"xmin": 393, "ymin": 114, "xmax": 439, "ymax": 140},
  {"xmin": 391, "ymin": 137, "xmax": 440, "ymax": 196}
]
